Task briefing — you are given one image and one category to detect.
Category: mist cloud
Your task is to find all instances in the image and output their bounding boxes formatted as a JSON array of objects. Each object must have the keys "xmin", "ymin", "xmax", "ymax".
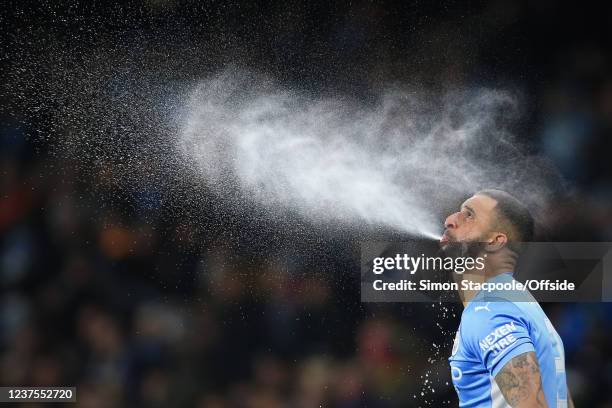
[{"xmin": 177, "ymin": 70, "xmax": 555, "ymax": 238}]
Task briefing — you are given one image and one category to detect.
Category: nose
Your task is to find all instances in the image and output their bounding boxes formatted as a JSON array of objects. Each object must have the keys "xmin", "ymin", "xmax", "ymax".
[{"xmin": 445, "ymin": 212, "xmax": 461, "ymax": 230}]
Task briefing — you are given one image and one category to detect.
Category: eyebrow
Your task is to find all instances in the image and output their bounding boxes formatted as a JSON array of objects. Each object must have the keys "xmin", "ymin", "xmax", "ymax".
[{"xmin": 462, "ymin": 204, "xmax": 476, "ymax": 215}]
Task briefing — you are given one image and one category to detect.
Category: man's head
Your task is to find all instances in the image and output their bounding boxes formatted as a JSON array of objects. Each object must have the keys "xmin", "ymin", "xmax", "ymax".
[{"xmin": 440, "ymin": 189, "xmax": 534, "ymax": 255}]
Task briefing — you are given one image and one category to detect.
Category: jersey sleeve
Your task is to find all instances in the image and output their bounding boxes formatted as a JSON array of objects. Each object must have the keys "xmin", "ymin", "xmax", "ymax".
[{"xmin": 465, "ymin": 301, "xmax": 536, "ymax": 377}]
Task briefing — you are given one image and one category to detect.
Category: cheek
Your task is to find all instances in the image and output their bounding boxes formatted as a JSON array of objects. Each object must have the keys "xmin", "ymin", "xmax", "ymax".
[
  {"xmin": 467, "ymin": 224, "xmax": 489, "ymax": 241},
  {"xmin": 456, "ymin": 224, "xmax": 480, "ymax": 240}
]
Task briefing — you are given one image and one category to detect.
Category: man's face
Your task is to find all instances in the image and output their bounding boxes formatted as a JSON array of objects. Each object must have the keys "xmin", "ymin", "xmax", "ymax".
[{"xmin": 440, "ymin": 194, "xmax": 498, "ymax": 249}]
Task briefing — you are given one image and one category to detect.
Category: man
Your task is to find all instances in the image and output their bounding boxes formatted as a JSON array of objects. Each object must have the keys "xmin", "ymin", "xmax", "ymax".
[{"xmin": 441, "ymin": 189, "xmax": 574, "ymax": 407}]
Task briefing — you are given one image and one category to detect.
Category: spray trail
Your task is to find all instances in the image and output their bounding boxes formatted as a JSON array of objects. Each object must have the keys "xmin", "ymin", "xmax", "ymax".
[{"xmin": 177, "ymin": 70, "xmax": 552, "ymax": 238}]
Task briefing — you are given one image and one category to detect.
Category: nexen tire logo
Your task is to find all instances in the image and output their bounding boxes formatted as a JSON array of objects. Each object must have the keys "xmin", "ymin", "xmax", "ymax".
[{"xmin": 479, "ymin": 322, "xmax": 518, "ymax": 355}]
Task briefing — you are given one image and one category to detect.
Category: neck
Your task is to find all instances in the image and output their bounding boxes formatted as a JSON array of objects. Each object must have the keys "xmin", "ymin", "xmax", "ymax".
[{"xmin": 458, "ymin": 253, "xmax": 516, "ymax": 307}]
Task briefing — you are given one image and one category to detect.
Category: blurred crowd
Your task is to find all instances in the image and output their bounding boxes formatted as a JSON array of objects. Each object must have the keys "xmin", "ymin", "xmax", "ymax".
[{"xmin": 2, "ymin": 0, "xmax": 612, "ymax": 407}]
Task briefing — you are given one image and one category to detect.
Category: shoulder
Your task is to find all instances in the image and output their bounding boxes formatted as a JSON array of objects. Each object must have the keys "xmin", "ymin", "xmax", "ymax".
[
  {"xmin": 462, "ymin": 299, "xmax": 528, "ymax": 330},
  {"xmin": 460, "ymin": 300, "xmax": 534, "ymax": 359}
]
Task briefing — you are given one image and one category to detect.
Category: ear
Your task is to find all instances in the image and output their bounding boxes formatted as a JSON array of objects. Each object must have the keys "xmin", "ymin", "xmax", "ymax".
[{"xmin": 483, "ymin": 233, "xmax": 508, "ymax": 252}]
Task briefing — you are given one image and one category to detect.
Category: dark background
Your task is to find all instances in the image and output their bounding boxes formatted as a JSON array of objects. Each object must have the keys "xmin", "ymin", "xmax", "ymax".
[{"xmin": 1, "ymin": 1, "xmax": 612, "ymax": 407}]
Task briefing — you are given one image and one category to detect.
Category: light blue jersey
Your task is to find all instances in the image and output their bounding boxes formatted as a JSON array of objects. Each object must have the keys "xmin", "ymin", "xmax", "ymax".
[{"xmin": 449, "ymin": 273, "xmax": 568, "ymax": 407}]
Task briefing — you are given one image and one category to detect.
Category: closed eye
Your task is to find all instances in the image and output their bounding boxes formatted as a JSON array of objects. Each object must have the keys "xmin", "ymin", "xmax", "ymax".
[{"xmin": 461, "ymin": 205, "xmax": 475, "ymax": 219}]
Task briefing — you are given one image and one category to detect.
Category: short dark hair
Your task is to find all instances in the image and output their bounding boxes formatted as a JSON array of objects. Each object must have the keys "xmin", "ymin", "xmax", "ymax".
[{"xmin": 476, "ymin": 189, "xmax": 534, "ymax": 248}]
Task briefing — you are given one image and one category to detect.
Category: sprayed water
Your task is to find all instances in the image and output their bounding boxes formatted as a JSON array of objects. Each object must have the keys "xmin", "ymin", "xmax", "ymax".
[
  {"xmin": 176, "ymin": 70, "xmax": 554, "ymax": 238},
  {"xmin": 8, "ymin": 45, "xmax": 558, "ymax": 239}
]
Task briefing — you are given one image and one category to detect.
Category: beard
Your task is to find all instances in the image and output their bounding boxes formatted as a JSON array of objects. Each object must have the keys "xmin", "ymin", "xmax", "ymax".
[
  {"xmin": 438, "ymin": 240, "xmax": 487, "ymax": 294},
  {"xmin": 432, "ymin": 238, "xmax": 487, "ymax": 302},
  {"xmin": 439, "ymin": 239, "xmax": 486, "ymax": 258}
]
